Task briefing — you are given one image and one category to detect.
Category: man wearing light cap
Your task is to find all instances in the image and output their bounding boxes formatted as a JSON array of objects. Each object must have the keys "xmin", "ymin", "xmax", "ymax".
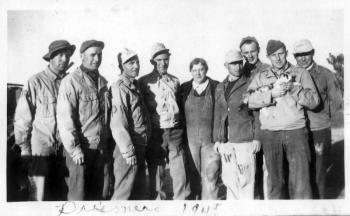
[
  {"xmin": 14, "ymin": 40, "xmax": 75, "ymax": 200},
  {"xmin": 109, "ymin": 48, "xmax": 151, "ymax": 200},
  {"xmin": 139, "ymin": 42, "xmax": 189, "ymax": 200},
  {"xmin": 212, "ymin": 49, "xmax": 260, "ymax": 199},
  {"xmin": 293, "ymin": 39, "xmax": 342, "ymax": 199},
  {"xmin": 247, "ymin": 40, "xmax": 320, "ymax": 199},
  {"xmin": 239, "ymin": 36, "xmax": 270, "ymax": 199},
  {"xmin": 57, "ymin": 39, "xmax": 110, "ymax": 200}
]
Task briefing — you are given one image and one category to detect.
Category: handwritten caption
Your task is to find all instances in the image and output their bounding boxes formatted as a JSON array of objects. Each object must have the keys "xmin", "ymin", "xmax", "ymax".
[{"xmin": 55, "ymin": 201, "xmax": 222, "ymax": 216}]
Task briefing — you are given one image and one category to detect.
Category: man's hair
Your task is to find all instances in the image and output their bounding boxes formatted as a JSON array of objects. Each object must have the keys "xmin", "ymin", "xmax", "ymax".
[
  {"xmin": 240, "ymin": 40, "xmax": 260, "ymax": 51},
  {"xmin": 189, "ymin": 58, "xmax": 209, "ymax": 72}
]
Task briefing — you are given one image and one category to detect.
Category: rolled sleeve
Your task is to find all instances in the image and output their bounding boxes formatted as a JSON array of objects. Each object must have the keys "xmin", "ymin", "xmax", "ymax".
[
  {"xmin": 110, "ymin": 85, "xmax": 135, "ymax": 158},
  {"xmin": 57, "ymin": 78, "xmax": 82, "ymax": 158}
]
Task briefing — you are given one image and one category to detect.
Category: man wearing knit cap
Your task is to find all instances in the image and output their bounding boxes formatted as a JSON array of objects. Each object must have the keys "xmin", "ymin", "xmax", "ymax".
[
  {"xmin": 57, "ymin": 39, "xmax": 111, "ymax": 200},
  {"xmin": 239, "ymin": 36, "xmax": 270, "ymax": 199},
  {"xmin": 14, "ymin": 40, "xmax": 75, "ymax": 200},
  {"xmin": 247, "ymin": 39, "xmax": 320, "ymax": 199},
  {"xmin": 109, "ymin": 48, "xmax": 151, "ymax": 200},
  {"xmin": 139, "ymin": 42, "xmax": 189, "ymax": 200},
  {"xmin": 293, "ymin": 39, "xmax": 342, "ymax": 199},
  {"xmin": 213, "ymin": 49, "xmax": 261, "ymax": 199}
]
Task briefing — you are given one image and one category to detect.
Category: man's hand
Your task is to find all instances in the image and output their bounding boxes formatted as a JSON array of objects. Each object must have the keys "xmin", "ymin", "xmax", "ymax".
[
  {"xmin": 271, "ymin": 82, "xmax": 286, "ymax": 98},
  {"xmin": 280, "ymin": 81, "xmax": 294, "ymax": 92},
  {"xmin": 125, "ymin": 155, "xmax": 137, "ymax": 165},
  {"xmin": 72, "ymin": 152, "xmax": 84, "ymax": 165},
  {"xmin": 252, "ymin": 140, "xmax": 261, "ymax": 154}
]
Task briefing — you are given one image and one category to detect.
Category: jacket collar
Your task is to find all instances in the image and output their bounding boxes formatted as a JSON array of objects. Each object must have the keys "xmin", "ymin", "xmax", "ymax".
[
  {"xmin": 45, "ymin": 66, "xmax": 67, "ymax": 81},
  {"xmin": 120, "ymin": 73, "xmax": 138, "ymax": 90},
  {"xmin": 223, "ymin": 75, "xmax": 248, "ymax": 96}
]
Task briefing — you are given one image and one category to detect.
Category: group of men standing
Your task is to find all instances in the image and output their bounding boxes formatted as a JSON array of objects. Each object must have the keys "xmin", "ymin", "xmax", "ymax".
[{"xmin": 13, "ymin": 36, "xmax": 342, "ymax": 201}]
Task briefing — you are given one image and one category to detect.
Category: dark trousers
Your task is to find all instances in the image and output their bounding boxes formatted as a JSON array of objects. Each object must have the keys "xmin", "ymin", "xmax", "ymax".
[
  {"xmin": 261, "ymin": 128, "xmax": 312, "ymax": 199},
  {"xmin": 64, "ymin": 148, "xmax": 109, "ymax": 200},
  {"xmin": 309, "ymin": 128, "xmax": 331, "ymax": 199},
  {"xmin": 29, "ymin": 147, "xmax": 67, "ymax": 201},
  {"xmin": 112, "ymin": 145, "xmax": 146, "ymax": 200},
  {"xmin": 146, "ymin": 127, "xmax": 190, "ymax": 200}
]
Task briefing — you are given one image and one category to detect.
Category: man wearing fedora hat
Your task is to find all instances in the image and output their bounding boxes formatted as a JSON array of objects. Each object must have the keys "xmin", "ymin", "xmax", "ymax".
[
  {"xmin": 57, "ymin": 39, "xmax": 111, "ymax": 200},
  {"xmin": 293, "ymin": 39, "xmax": 342, "ymax": 199},
  {"xmin": 213, "ymin": 49, "xmax": 261, "ymax": 199},
  {"xmin": 14, "ymin": 40, "xmax": 75, "ymax": 201},
  {"xmin": 139, "ymin": 42, "xmax": 189, "ymax": 200},
  {"xmin": 109, "ymin": 48, "xmax": 151, "ymax": 200},
  {"xmin": 246, "ymin": 40, "xmax": 320, "ymax": 199}
]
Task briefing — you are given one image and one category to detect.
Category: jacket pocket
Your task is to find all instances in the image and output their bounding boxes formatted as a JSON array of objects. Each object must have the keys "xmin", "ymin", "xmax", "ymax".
[
  {"xmin": 36, "ymin": 95, "xmax": 56, "ymax": 118},
  {"xmin": 80, "ymin": 92, "xmax": 99, "ymax": 122}
]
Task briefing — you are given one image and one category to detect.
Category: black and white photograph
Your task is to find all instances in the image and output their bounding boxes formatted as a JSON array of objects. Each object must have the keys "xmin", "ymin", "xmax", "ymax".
[{"xmin": 2, "ymin": 0, "xmax": 349, "ymax": 215}]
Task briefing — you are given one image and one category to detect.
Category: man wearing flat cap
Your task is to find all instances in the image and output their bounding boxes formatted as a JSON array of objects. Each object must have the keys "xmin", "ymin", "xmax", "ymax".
[
  {"xmin": 247, "ymin": 40, "xmax": 320, "ymax": 199},
  {"xmin": 109, "ymin": 48, "xmax": 151, "ymax": 200},
  {"xmin": 57, "ymin": 39, "xmax": 110, "ymax": 200},
  {"xmin": 239, "ymin": 36, "xmax": 270, "ymax": 199},
  {"xmin": 14, "ymin": 40, "xmax": 75, "ymax": 200},
  {"xmin": 213, "ymin": 49, "xmax": 261, "ymax": 199},
  {"xmin": 139, "ymin": 42, "xmax": 189, "ymax": 200},
  {"xmin": 293, "ymin": 39, "xmax": 342, "ymax": 199}
]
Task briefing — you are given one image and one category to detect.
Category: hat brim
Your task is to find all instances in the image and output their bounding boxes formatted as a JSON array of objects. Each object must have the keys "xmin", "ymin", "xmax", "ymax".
[
  {"xmin": 151, "ymin": 49, "xmax": 170, "ymax": 60},
  {"xmin": 43, "ymin": 45, "xmax": 76, "ymax": 61}
]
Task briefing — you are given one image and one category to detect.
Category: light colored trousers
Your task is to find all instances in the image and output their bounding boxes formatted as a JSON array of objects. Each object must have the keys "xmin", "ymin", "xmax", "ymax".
[{"xmin": 219, "ymin": 142, "xmax": 256, "ymax": 200}]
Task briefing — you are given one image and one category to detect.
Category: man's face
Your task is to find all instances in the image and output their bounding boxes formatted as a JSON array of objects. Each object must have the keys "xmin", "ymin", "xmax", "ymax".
[
  {"xmin": 268, "ymin": 47, "xmax": 287, "ymax": 70},
  {"xmin": 81, "ymin": 47, "xmax": 103, "ymax": 71},
  {"xmin": 123, "ymin": 57, "xmax": 140, "ymax": 79},
  {"xmin": 225, "ymin": 61, "xmax": 243, "ymax": 77},
  {"xmin": 153, "ymin": 53, "xmax": 169, "ymax": 75},
  {"xmin": 50, "ymin": 50, "xmax": 72, "ymax": 73},
  {"xmin": 190, "ymin": 63, "xmax": 207, "ymax": 84},
  {"xmin": 295, "ymin": 52, "xmax": 314, "ymax": 69},
  {"xmin": 241, "ymin": 42, "xmax": 259, "ymax": 65}
]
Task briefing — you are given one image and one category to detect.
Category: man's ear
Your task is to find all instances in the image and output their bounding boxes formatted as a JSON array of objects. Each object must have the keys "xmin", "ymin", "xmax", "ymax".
[
  {"xmin": 224, "ymin": 62, "xmax": 228, "ymax": 69},
  {"xmin": 150, "ymin": 59, "xmax": 155, "ymax": 65},
  {"xmin": 80, "ymin": 53, "xmax": 84, "ymax": 60}
]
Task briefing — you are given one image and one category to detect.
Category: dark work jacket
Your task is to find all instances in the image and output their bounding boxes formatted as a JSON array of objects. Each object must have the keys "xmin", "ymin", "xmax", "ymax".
[
  {"xmin": 213, "ymin": 75, "xmax": 256, "ymax": 143},
  {"xmin": 180, "ymin": 77, "xmax": 219, "ymax": 143}
]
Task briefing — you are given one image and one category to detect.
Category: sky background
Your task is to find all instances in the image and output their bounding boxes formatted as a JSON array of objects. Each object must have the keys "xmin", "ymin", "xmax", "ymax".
[{"xmin": 6, "ymin": 0, "xmax": 344, "ymax": 85}]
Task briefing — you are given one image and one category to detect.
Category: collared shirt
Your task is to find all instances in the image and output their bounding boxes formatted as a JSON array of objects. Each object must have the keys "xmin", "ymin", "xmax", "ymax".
[
  {"xmin": 109, "ymin": 74, "xmax": 151, "ymax": 158},
  {"xmin": 139, "ymin": 70, "xmax": 181, "ymax": 129},
  {"xmin": 306, "ymin": 62, "xmax": 342, "ymax": 130},
  {"xmin": 192, "ymin": 78, "xmax": 209, "ymax": 95},
  {"xmin": 57, "ymin": 66, "xmax": 110, "ymax": 158},
  {"xmin": 14, "ymin": 66, "xmax": 66, "ymax": 156},
  {"xmin": 247, "ymin": 62, "xmax": 320, "ymax": 131}
]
